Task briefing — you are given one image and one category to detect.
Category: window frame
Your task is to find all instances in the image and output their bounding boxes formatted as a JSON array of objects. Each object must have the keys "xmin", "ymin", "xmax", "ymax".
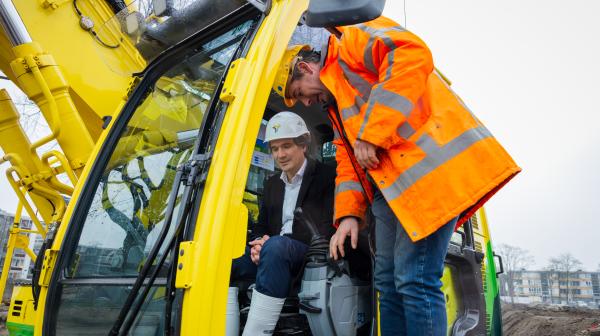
[{"xmin": 42, "ymin": 5, "xmax": 261, "ymax": 334}]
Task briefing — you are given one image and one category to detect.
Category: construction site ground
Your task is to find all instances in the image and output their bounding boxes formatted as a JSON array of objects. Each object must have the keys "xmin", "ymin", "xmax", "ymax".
[
  {"xmin": 503, "ymin": 303, "xmax": 600, "ymax": 336},
  {"xmin": 0, "ymin": 302, "xmax": 599, "ymax": 335},
  {"xmin": 0, "ymin": 304, "xmax": 7, "ymax": 336}
]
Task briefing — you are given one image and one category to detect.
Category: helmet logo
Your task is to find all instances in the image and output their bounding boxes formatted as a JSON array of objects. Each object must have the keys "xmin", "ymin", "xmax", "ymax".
[{"xmin": 272, "ymin": 123, "xmax": 281, "ymax": 133}]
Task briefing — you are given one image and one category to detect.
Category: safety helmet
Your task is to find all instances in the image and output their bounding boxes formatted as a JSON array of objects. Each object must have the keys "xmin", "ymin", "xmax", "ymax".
[
  {"xmin": 272, "ymin": 45, "xmax": 310, "ymax": 107},
  {"xmin": 264, "ymin": 111, "xmax": 310, "ymax": 143}
]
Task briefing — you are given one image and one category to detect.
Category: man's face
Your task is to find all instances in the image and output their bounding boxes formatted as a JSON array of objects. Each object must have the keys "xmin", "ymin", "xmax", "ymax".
[
  {"xmin": 286, "ymin": 61, "xmax": 330, "ymax": 107},
  {"xmin": 269, "ymin": 138, "xmax": 306, "ymax": 174}
]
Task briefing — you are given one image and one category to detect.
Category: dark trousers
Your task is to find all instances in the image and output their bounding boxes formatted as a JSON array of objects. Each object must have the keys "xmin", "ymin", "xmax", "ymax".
[{"xmin": 231, "ymin": 235, "xmax": 309, "ymax": 298}]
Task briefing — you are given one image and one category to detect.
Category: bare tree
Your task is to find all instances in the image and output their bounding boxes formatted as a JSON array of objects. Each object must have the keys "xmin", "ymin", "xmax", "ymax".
[
  {"xmin": 548, "ymin": 253, "xmax": 582, "ymax": 305},
  {"xmin": 495, "ymin": 244, "xmax": 534, "ymax": 304}
]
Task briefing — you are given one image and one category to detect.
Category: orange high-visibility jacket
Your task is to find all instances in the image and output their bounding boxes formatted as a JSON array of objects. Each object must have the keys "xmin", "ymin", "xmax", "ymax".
[{"xmin": 320, "ymin": 16, "xmax": 521, "ymax": 241}]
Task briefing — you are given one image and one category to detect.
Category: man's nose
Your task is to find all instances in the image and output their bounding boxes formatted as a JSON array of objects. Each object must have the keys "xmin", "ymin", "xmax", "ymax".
[{"xmin": 300, "ymin": 97, "xmax": 311, "ymax": 107}]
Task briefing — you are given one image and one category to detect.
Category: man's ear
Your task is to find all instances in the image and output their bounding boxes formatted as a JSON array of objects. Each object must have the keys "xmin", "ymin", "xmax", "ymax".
[{"xmin": 297, "ymin": 61, "xmax": 314, "ymax": 75}]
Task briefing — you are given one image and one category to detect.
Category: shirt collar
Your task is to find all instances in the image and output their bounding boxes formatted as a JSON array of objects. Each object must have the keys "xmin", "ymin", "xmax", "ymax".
[{"xmin": 280, "ymin": 158, "xmax": 308, "ymax": 185}]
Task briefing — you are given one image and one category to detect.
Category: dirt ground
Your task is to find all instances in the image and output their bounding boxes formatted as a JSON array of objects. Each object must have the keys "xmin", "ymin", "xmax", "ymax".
[
  {"xmin": 0, "ymin": 305, "xmax": 7, "ymax": 336},
  {"xmin": 0, "ymin": 303, "xmax": 598, "ymax": 335},
  {"xmin": 503, "ymin": 303, "xmax": 600, "ymax": 336}
]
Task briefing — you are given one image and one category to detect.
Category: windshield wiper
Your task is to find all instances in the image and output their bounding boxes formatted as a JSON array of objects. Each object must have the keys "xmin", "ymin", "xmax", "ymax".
[{"xmin": 108, "ymin": 153, "xmax": 211, "ymax": 336}]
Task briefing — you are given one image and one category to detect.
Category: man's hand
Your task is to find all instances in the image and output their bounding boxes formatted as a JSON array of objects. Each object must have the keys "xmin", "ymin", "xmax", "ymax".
[
  {"xmin": 249, "ymin": 235, "xmax": 270, "ymax": 265},
  {"xmin": 330, "ymin": 217, "xmax": 359, "ymax": 260},
  {"xmin": 353, "ymin": 139, "xmax": 379, "ymax": 170}
]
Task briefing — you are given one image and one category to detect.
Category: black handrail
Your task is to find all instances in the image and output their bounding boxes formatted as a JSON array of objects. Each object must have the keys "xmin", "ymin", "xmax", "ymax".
[{"xmin": 108, "ymin": 167, "xmax": 185, "ymax": 336}]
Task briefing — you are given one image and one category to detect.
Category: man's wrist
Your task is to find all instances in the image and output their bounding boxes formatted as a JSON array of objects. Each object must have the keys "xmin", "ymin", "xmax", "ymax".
[{"xmin": 339, "ymin": 216, "xmax": 359, "ymax": 224}]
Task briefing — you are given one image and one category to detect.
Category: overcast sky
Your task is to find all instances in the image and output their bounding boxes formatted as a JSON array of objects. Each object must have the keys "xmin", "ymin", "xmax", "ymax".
[
  {"xmin": 382, "ymin": 0, "xmax": 600, "ymax": 270},
  {"xmin": 1, "ymin": 1, "xmax": 599, "ymax": 270}
]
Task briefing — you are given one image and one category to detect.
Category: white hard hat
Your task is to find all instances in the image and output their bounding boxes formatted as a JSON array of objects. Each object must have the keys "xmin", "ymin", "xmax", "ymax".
[{"xmin": 264, "ymin": 111, "xmax": 310, "ymax": 143}]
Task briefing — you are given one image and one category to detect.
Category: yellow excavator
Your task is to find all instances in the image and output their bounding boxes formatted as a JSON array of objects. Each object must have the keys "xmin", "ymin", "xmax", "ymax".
[{"xmin": 0, "ymin": 0, "xmax": 504, "ymax": 335}]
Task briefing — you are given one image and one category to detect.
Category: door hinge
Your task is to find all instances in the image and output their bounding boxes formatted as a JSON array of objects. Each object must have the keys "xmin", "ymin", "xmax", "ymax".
[
  {"xmin": 175, "ymin": 241, "xmax": 196, "ymax": 289},
  {"xmin": 219, "ymin": 58, "xmax": 250, "ymax": 103},
  {"xmin": 39, "ymin": 248, "xmax": 59, "ymax": 287}
]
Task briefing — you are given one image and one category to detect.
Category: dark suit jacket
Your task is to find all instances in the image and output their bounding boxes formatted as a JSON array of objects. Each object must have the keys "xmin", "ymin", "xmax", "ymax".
[{"xmin": 253, "ymin": 158, "xmax": 336, "ymax": 246}]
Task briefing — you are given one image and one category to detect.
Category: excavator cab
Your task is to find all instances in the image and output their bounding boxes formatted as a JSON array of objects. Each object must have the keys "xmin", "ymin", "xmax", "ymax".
[{"xmin": 1, "ymin": 0, "xmax": 502, "ymax": 335}]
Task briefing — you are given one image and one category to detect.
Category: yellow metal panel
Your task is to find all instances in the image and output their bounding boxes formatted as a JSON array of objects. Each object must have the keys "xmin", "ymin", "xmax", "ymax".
[
  {"xmin": 179, "ymin": 1, "xmax": 309, "ymax": 334},
  {"xmin": 12, "ymin": 1, "xmax": 135, "ymax": 121},
  {"xmin": 0, "ymin": 26, "xmax": 16, "ymax": 81},
  {"xmin": 7, "ymin": 284, "xmax": 36, "ymax": 327},
  {"xmin": 442, "ymin": 265, "xmax": 461, "ymax": 336},
  {"xmin": 231, "ymin": 203, "xmax": 249, "ymax": 259}
]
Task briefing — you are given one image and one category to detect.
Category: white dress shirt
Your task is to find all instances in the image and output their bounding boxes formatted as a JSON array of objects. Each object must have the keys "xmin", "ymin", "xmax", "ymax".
[{"xmin": 279, "ymin": 159, "xmax": 307, "ymax": 235}]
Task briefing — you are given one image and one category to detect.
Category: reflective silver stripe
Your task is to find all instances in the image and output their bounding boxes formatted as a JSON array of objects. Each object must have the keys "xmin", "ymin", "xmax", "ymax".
[
  {"xmin": 341, "ymin": 96, "xmax": 365, "ymax": 121},
  {"xmin": 338, "ymin": 57, "xmax": 372, "ymax": 100},
  {"xmin": 335, "ymin": 181, "xmax": 364, "ymax": 195},
  {"xmin": 357, "ymin": 86, "xmax": 414, "ymax": 138},
  {"xmin": 384, "ymin": 51, "xmax": 394, "ymax": 80},
  {"xmin": 357, "ymin": 25, "xmax": 406, "ymax": 73},
  {"xmin": 341, "ymin": 105, "xmax": 360, "ymax": 120},
  {"xmin": 358, "ymin": 52, "xmax": 413, "ymax": 139},
  {"xmin": 341, "ymin": 29, "xmax": 415, "ymax": 139},
  {"xmin": 372, "ymin": 88, "xmax": 413, "ymax": 117},
  {"xmin": 333, "ymin": 128, "xmax": 341, "ymax": 140},
  {"xmin": 381, "ymin": 126, "xmax": 493, "ymax": 200},
  {"xmin": 397, "ymin": 122, "xmax": 416, "ymax": 139}
]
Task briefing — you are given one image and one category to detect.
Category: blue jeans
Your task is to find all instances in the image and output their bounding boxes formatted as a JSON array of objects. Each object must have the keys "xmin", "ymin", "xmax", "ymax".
[
  {"xmin": 372, "ymin": 188, "xmax": 457, "ymax": 336},
  {"xmin": 230, "ymin": 235, "xmax": 309, "ymax": 298}
]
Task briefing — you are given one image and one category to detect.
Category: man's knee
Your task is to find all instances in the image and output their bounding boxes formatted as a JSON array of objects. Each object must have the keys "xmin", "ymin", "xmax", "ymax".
[{"xmin": 260, "ymin": 236, "xmax": 289, "ymax": 262}]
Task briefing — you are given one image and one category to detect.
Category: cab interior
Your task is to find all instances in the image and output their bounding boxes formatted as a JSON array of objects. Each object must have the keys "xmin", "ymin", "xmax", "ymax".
[{"xmin": 235, "ymin": 90, "xmax": 376, "ymax": 335}]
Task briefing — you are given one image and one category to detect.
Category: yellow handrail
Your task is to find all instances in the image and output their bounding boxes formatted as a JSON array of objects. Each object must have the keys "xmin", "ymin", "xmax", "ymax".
[{"xmin": 41, "ymin": 150, "xmax": 78, "ymax": 190}]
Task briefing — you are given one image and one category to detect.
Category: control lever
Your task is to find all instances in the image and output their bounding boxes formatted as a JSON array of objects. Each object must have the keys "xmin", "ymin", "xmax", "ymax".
[
  {"xmin": 294, "ymin": 207, "xmax": 329, "ymax": 263},
  {"xmin": 294, "ymin": 208, "xmax": 347, "ymax": 276},
  {"xmin": 294, "ymin": 207, "xmax": 320, "ymax": 238}
]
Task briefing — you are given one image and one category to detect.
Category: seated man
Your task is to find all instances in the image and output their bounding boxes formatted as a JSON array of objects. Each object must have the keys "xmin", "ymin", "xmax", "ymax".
[{"xmin": 228, "ymin": 111, "xmax": 336, "ymax": 336}]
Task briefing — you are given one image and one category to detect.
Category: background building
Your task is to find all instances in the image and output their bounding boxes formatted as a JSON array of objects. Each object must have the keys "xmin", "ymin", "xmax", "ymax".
[
  {"xmin": 0, "ymin": 209, "xmax": 44, "ymax": 280},
  {"xmin": 500, "ymin": 269, "xmax": 600, "ymax": 308}
]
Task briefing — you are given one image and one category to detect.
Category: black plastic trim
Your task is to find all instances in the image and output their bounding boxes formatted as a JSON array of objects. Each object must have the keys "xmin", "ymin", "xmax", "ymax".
[{"xmin": 59, "ymin": 278, "xmax": 168, "ymax": 286}]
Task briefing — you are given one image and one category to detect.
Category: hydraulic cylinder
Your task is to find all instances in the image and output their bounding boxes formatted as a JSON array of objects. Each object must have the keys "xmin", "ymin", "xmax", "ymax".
[
  {"xmin": 0, "ymin": 89, "xmax": 57, "ymax": 224},
  {"xmin": 10, "ymin": 42, "xmax": 94, "ymax": 175}
]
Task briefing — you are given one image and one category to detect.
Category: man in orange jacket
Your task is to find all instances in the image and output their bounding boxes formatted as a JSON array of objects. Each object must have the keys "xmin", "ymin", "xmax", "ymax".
[{"xmin": 273, "ymin": 16, "xmax": 520, "ymax": 336}]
